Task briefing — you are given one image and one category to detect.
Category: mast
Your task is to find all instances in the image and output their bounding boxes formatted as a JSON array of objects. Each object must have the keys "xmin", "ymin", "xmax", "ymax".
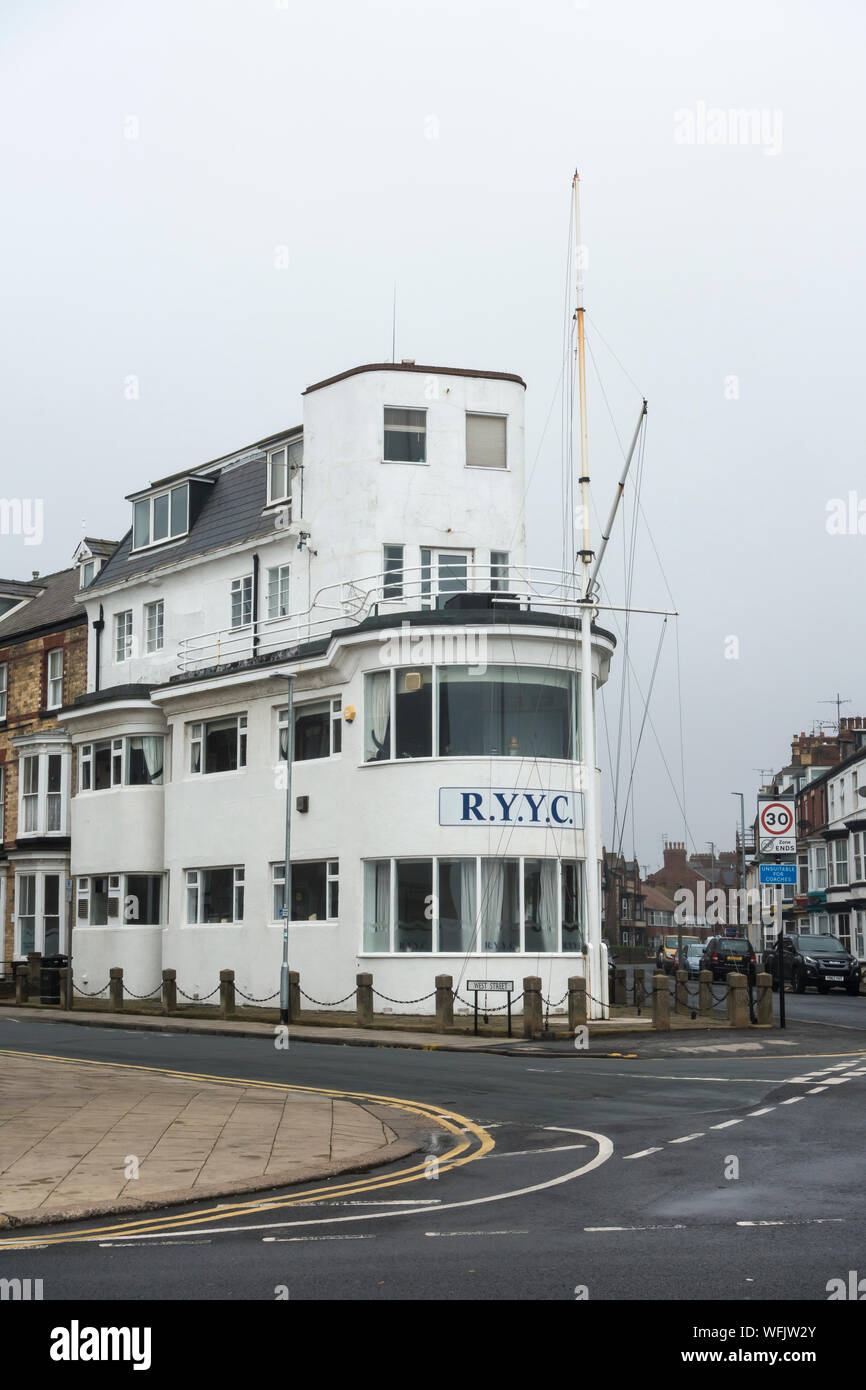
[{"xmin": 573, "ymin": 170, "xmax": 608, "ymax": 1020}]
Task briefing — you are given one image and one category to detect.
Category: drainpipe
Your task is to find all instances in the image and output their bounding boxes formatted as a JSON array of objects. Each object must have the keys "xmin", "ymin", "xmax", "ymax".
[
  {"xmin": 92, "ymin": 605, "xmax": 104, "ymax": 692},
  {"xmin": 252, "ymin": 553, "xmax": 260, "ymax": 657}
]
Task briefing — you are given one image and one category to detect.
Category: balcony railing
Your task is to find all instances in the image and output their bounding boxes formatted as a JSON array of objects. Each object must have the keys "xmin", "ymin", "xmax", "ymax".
[{"xmin": 176, "ymin": 562, "xmax": 588, "ymax": 676}]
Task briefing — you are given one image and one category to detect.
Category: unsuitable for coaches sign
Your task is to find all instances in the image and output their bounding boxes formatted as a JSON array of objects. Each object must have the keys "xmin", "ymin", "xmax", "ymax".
[
  {"xmin": 757, "ymin": 797, "xmax": 796, "ymax": 855},
  {"xmin": 438, "ymin": 787, "xmax": 583, "ymax": 828}
]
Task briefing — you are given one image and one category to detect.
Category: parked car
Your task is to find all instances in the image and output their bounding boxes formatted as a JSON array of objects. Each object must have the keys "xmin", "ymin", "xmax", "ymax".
[
  {"xmin": 657, "ymin": 934, "xmax": 700, "ymax": 974},
  {"xmin": 700, "ymin": 935, "xmax": 757, "ymax": 982},
  {"xmin": 680, "ymin": 942, "xmax": 705, "ymax": 979},
  {"xmin": 763, "ymin": 933, "xmax": 861, "ymax": 995}
]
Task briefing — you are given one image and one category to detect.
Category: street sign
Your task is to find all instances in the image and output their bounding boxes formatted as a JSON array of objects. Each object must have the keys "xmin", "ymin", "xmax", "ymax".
[
  {"xmin": 759, "ymin": 864, "xmax": 797, "ymax": 885},
  {"xmin": 466, "ymin": 980, "xmax": 514, "ymax": 992},
  {"xmin": 757, "ymin": 797, "xmax": 796, "ymax": 854}
]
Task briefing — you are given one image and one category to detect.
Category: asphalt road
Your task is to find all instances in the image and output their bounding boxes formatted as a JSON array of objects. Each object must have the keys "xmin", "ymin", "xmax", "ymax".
[{"xmin": 1, "ymin": 1007, "xmax": 865, "ymax": 1304}]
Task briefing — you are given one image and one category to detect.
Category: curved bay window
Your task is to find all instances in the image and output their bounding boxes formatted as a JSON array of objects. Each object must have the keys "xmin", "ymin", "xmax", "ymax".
[
  {"xmin": 362, "ymin": 856, "xmax": 584, "ymax": 953},
  {"xmin": 364, "ymin": 664, "xmax": 579, "ymax": 763}
]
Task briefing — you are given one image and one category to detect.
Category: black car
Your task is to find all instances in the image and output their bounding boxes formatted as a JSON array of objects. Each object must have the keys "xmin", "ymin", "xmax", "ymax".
[
  {"xmin": 700, "ymin": 935, "xmax": 757, "ymax": 982},
  {"xmin": 763, "ymin": 933, "xmax": 861, "ymax": 995}
]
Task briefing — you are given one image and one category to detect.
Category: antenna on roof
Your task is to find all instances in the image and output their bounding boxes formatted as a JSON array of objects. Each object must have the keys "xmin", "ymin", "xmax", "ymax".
[{"xmin": 819, "ymin": 692, "xmax": 851, "ymax": 730}]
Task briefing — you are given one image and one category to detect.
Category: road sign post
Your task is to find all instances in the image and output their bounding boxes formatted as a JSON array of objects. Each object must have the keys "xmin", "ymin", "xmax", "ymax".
[{"xmin": 756, "ymin": 800, "xmax": 796, "ymax": 1031}]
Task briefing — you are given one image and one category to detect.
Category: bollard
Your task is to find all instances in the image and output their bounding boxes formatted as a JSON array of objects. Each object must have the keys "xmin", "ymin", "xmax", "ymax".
[
  {"xmin": 289, "ymin": 970, "xmax": 300, "ymax": 1022},
  {"xmin": 109, "ymin": 966, "xmax": 123, "ymax": 1013},
  {"xmin": 356, "ymin": 972, "xmax": 374, "ymax": 1025},
  {"xmin": 614, "ymin": 966, "xmax": 627, "ymax": 1007},
  {"xmin": 435, "ymin": 974, "xmax": 454, "ymax": 1033},
  {"xmin": 523, "ymin": 975, "xmax": 542, "ymax": 1040},
  {"xmin": 219, "ymin": 969, "xmax": 236, "ymax": 1019},
  {"xmin": 727, "ymin": 972, "xmax": 749, "ymax": 1028},
  {"xmin": 568, "ymin": 975, "xmax": 587, "ymax": 1029},
  {"xmin": 699, "ymin": 969, "xmax": 713, "ymax": 1016},
  {"xmin": 15, "ymin": 965, "xmax": 29, "ymax": 1005},
  {"xmin": 635, "ymin": 972, "xmax": 646, "ymax": 1012},
  {"xmin": 27, "ymin": 951, "xmax": 42, "ymax": 998},
  {"xmin": 755, "ymin": 971, "xmax": 773, "ymax": 1027},
  {"xmin": 161, "ymin": 968, "xmax": 177, "ymax": 1015},
  {"xmin": 675, "ymin": 969, "xmax": 689, "ymax": 1016},
  {"xmin": 652, "ymin": 971, "xmax": 670, "ymax": 1031}
]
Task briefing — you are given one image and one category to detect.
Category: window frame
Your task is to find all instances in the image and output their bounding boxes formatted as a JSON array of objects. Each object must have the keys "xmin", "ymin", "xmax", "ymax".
[
  {"xmin": 144, "ymin": 599, "xmax": 165, "ymax": 654},
  {"xmin": 230, "ymin": 575, "xmax": 253, "ymax": 631},
  {"xmin": 18, "ymin": 748, "xmax": 69, "ymax": 837},
  {"xmin": 185, "ymin": 866, "xmax": 245, "ymax": 925},
  {"xmin": 45, "ymin": 647, "xmax": 63, "ymax": 710},
  {"xmin": 189, "ymin": 716, "xmax": 247, "ymax": 776},
  {"xmin": 383, "ymin": 407, "xmax": 427, "ymax": 465},
  {"xmin": 131, "ymin": 483, "xmax": 190, "ymax": 552},
  {"xmin": 272, "ymin": 860, "xmax": 339, "ymax": 923},
  {"xmin": 279, "ymin": 697, "xmax": 341, "ymax": 763},
  {"xmin": 266, "ymin": 564, "xmax": 291, "ymax": 621},
  {"xmin": 114, "ymin": 610, "xmax": 133, "ymax": 663},
  {"xmin": 465, "ymin": 411, "xmax": 508, "ymax": 470},
  {"xmin": 266, "ymin": 438, "xmax": 302, "ymax": 508},
  {"xmin": 78, "ymin": 735, "xmax": 165, "ymax": 792}
]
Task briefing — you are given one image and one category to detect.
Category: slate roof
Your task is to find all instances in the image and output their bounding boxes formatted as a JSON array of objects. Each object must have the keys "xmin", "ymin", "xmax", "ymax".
[
  {"xmin": 90, "ymin": 455, "xmax": 276, "ymax": 592},
  {"xmin": 0, "ymin": 567, "xmax": 85, "ymax": 643}
]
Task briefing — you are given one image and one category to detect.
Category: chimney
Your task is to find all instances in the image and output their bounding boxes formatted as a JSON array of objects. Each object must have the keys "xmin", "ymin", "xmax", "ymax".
[{"xmin": 31, "ymin": 571, "xmax": 39, "ymax": 580}]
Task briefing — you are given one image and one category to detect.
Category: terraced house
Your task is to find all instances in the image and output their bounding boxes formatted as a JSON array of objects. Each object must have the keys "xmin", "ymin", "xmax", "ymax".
[
  {"xmin": 0, "ymin": 559, "xmax": 105, "ymax": 974},
  {"xmin": 65, "ymin": 361, "xmax": 615, "ymax": 1013}
]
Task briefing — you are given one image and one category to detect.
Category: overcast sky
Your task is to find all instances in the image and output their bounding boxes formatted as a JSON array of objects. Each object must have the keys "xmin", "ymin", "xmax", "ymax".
[{"xmin": 2, "ymin": 0, "xmax": 863, "ymax": 868}]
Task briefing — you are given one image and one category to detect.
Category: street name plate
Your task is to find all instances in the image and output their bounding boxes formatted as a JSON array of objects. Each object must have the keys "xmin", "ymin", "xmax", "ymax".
[{"xmin": 466, "ymin": 980, "xmax": 514, "ymax": 992}]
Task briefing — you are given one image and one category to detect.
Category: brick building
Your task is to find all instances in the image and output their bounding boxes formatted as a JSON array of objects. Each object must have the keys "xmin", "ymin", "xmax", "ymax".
[
  {"xmin": 0, "ymin": 563, "xmax": 94, "ymax": 970},
  {"xmin": 602, "ymin": 850, "xmax": 646, "ymax": 947}
]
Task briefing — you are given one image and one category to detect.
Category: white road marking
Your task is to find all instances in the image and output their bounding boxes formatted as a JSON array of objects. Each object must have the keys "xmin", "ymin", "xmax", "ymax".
[
  {"xmin": 585, "ymin": 1224, "xmax": 687, "ymax": 1232},
  {"xmin": 623, "ymin": 1147, "xmax": 663, "ymax": 1159},
  {"xmin": 710, "ymin": 1119, "xmax": 743, "ymax": 1129},
  {"xmin": 424, "ymin": 1229, "xmax": 528, "ymax": 1238},
  {"xmin": 747, "ymin": 1107, "xmax": 775, "ymax": 1116},
  {"xmin": 820, "ymin": 1077, "xmax": 852, "ymax": 1085},
  {"xmin": 668, "ymin": 1133, "xmax": 704, "ymax": 1144},
  {"xmin": 780, "ymin": 1096, "xmax": 805, "ymax": 1105},
  {"xmin": 808, "ymin": 1085, "xmax": 829, "ymax": 1093},
  {"xmin": 737, "ymin": 1219, "xmax": 843, "ymax": 1228},
  {"xmin": 492, "ymin": 1144, "xmax": 586, "ymax": 1157},
  {"xmin": 99, "ymin": 1240, "xmax": 211, "ymax": 1247},
  {"xmin": 261, "ymin": 1234, "xmax": 375, "ymax": 1243},
  {"xmin": 78, "ymin": 1129, "xmax": 615, "ymax": 1242}
]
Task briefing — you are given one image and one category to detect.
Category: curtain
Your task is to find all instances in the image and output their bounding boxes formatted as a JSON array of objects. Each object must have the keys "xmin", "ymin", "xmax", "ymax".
[
  {"xmin": 481, "ymin": 859, "xmax": 505, "ymax": 952},
  {"xmin": 539, "ymin": 860, "xmax": 558, "ymax": 953},
  {"xmin": 141, "ymin": 736, "xmax": 163, "ymax": 784},
  {"xmin": 366, "ymin": 671, "xmax": 390, "ymax": 760}
]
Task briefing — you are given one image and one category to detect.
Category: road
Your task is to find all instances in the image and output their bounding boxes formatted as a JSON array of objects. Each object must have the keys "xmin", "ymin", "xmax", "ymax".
[{"xmin": 1, "ymin": 1004, "xmax": 865, "ymax": 1304}]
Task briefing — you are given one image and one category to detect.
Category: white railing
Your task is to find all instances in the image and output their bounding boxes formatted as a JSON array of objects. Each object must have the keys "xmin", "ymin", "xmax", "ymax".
[{"xmin": 176, "ymin": 563, "xmax": 587, "ymax": 675}]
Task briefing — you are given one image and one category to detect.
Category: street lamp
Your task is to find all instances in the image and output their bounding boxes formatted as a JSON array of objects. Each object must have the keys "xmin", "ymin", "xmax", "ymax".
[{"xmin": 269, "ymin": 671, "xmax": 295, "ymax": 1024}]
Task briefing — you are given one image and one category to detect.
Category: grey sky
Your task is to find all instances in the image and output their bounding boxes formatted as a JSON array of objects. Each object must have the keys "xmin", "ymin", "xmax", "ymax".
[{"xmin": 2, "ymin": 0, "xmax": 863, "ymax": 867}]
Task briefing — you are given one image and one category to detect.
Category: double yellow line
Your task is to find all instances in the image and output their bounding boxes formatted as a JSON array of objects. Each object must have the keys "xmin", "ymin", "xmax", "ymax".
[{"xmin": 0, "ymin": 1050, "xmax": 494, "ymax": 1249}]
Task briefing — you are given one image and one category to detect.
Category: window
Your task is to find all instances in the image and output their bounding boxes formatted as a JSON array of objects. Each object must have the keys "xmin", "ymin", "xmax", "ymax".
[
  {"xmin": 480, "ymin": 858, "xmax": 520, "ymax": 952},
  {"xmin": 490, "ymin": 550, "xmax": 509, "ymax": 591},
  {"xmin": 15, "ymin": 872, "xmax": 62, "ymax": 955},
  {"xmin": 272, "ymin": 861, "xmax": 338, "ymax": 921},
  {"xmin": 230, "ymin": 576, "xmax": 253, "ymax": 629},
  {"xmin": 853, "ymin": 831, "xmax": 865, "ymax": 882},
  {"xmin": 813, "ymin": 845, "xmax": 827, "ymax": 891},
  {"xmin": 829, "ymin": 784, "xmax": 835, "ymax": 819},
  {"xmin": 46, "ymin": 648, "xmax": 63, "ymax": 709},
  {"xmin": 190, "ymin": 717, "xmax": 246, "ymax": 774},
  {"xmin": 832, "ymin": 838, "xmax": 849, "ymax": 887},
  {"xmin": 437, "ymin": 665, "xmax": 577, "ymax": 760},
  {"xmin": 79, "ymin": 736, "xmax": 163, "ymax": 790},
  {"xmin": 383, "ymin": 544, "xmax": 404, "ymax": 599},
  {"xmin": 144, "ymin": 600, "xmax": 164, "ymax": 653},
  {"xmin": 523, "ymin": 859, "xmax": 558, "ymax": 952},
  {"xmin": 267, "ymin": 439, "xmax": 302, "ymax": 507},
  {"xmin": 395, "ymin": 668, "xmax": 432, "ymax": 758},
  {"xmin": 384, "ymin": 407, "xmax": 426, "ymax": 463},
  {"xmin": 797, "ymin": 851, "xmax": 809, "ymax": 894},
  {"xmin": 114, "ymin": 610, "xmax": 133, "ymax": 663},
  {"xmin": 279, "ymin": 697, "xmax": 341, "ymax": 762},
  {"xmin": 0, "ymin": 662, "xmax": 6, "ymax": 720},
  {"xmin": 466, "ymin": 412, "xmax": 507, "ymax": 469},
  {"xmin": 266, "ymin": 565, "xmax": 290, "ymax": 620},
  {"xmin": 19, "ymin": 750, "xmax": 67, "ymax": 835},
  {"xmin": 562, "ymin": 861, "xmax": 584, "ymax": 950},
  {"xmin": 80, "ymin": 559, "xmax": 96, "ymax": 587},
  {"xmin": 437, "ymin": 859, "xmax": 478, "ymax": 953},
  {"xmin": 185, "ymin": 867, "xmax": 244, "ymax": 924},
  {"xmin": 124, "ymin": 874, "xmax": 163, "ymax": 924},
  {"xmin": 132, "ymin": 483, "xmax": 189, "ymax": 550},
  {"xmin": 396, "ymin": 860, "xmax": 433, "ymax": 952}
]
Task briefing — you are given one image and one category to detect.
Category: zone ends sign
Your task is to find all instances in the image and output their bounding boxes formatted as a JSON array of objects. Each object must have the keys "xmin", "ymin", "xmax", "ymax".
[{"xmin": 757, "ymin": 797, "xmax": 796, "ymax": 854}]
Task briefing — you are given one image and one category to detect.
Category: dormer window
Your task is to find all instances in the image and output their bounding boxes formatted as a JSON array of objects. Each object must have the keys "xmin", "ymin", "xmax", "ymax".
[
  {"xmin": 267, "ymin": 439, "xmax": 302, "ymax": 507},
  {"xmin": 132, "ymin": 483, "xmax": 190, "ymax": 551}
]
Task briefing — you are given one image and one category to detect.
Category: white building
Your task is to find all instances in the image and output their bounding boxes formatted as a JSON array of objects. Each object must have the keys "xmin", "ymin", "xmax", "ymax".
[{"xmin": 64, "ymin": 362, "xmax": 616, "ymax": 1013}]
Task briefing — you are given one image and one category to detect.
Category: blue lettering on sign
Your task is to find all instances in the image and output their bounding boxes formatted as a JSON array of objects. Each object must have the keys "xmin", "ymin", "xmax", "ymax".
[{"xmin": 440, "ymin": 788, "xmax": 581, "ymax": 828}]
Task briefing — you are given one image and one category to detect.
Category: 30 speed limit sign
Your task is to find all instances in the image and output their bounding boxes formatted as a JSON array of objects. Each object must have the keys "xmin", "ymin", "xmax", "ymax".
[{"xmin": 757, "ymin": 797, "xmax": 796, "ymax": 854}]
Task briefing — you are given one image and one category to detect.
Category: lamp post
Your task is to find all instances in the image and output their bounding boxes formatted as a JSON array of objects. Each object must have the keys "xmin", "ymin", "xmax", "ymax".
[{"xmin": 270, "ymin": 671, "xmax": 295, "ymax": 1024}]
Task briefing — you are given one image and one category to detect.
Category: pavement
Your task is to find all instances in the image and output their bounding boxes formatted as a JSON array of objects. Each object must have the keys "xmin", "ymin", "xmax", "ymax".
[{"xmin": 0, "ymin": 1050, "xmax": 430, "ymax": 1229}]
